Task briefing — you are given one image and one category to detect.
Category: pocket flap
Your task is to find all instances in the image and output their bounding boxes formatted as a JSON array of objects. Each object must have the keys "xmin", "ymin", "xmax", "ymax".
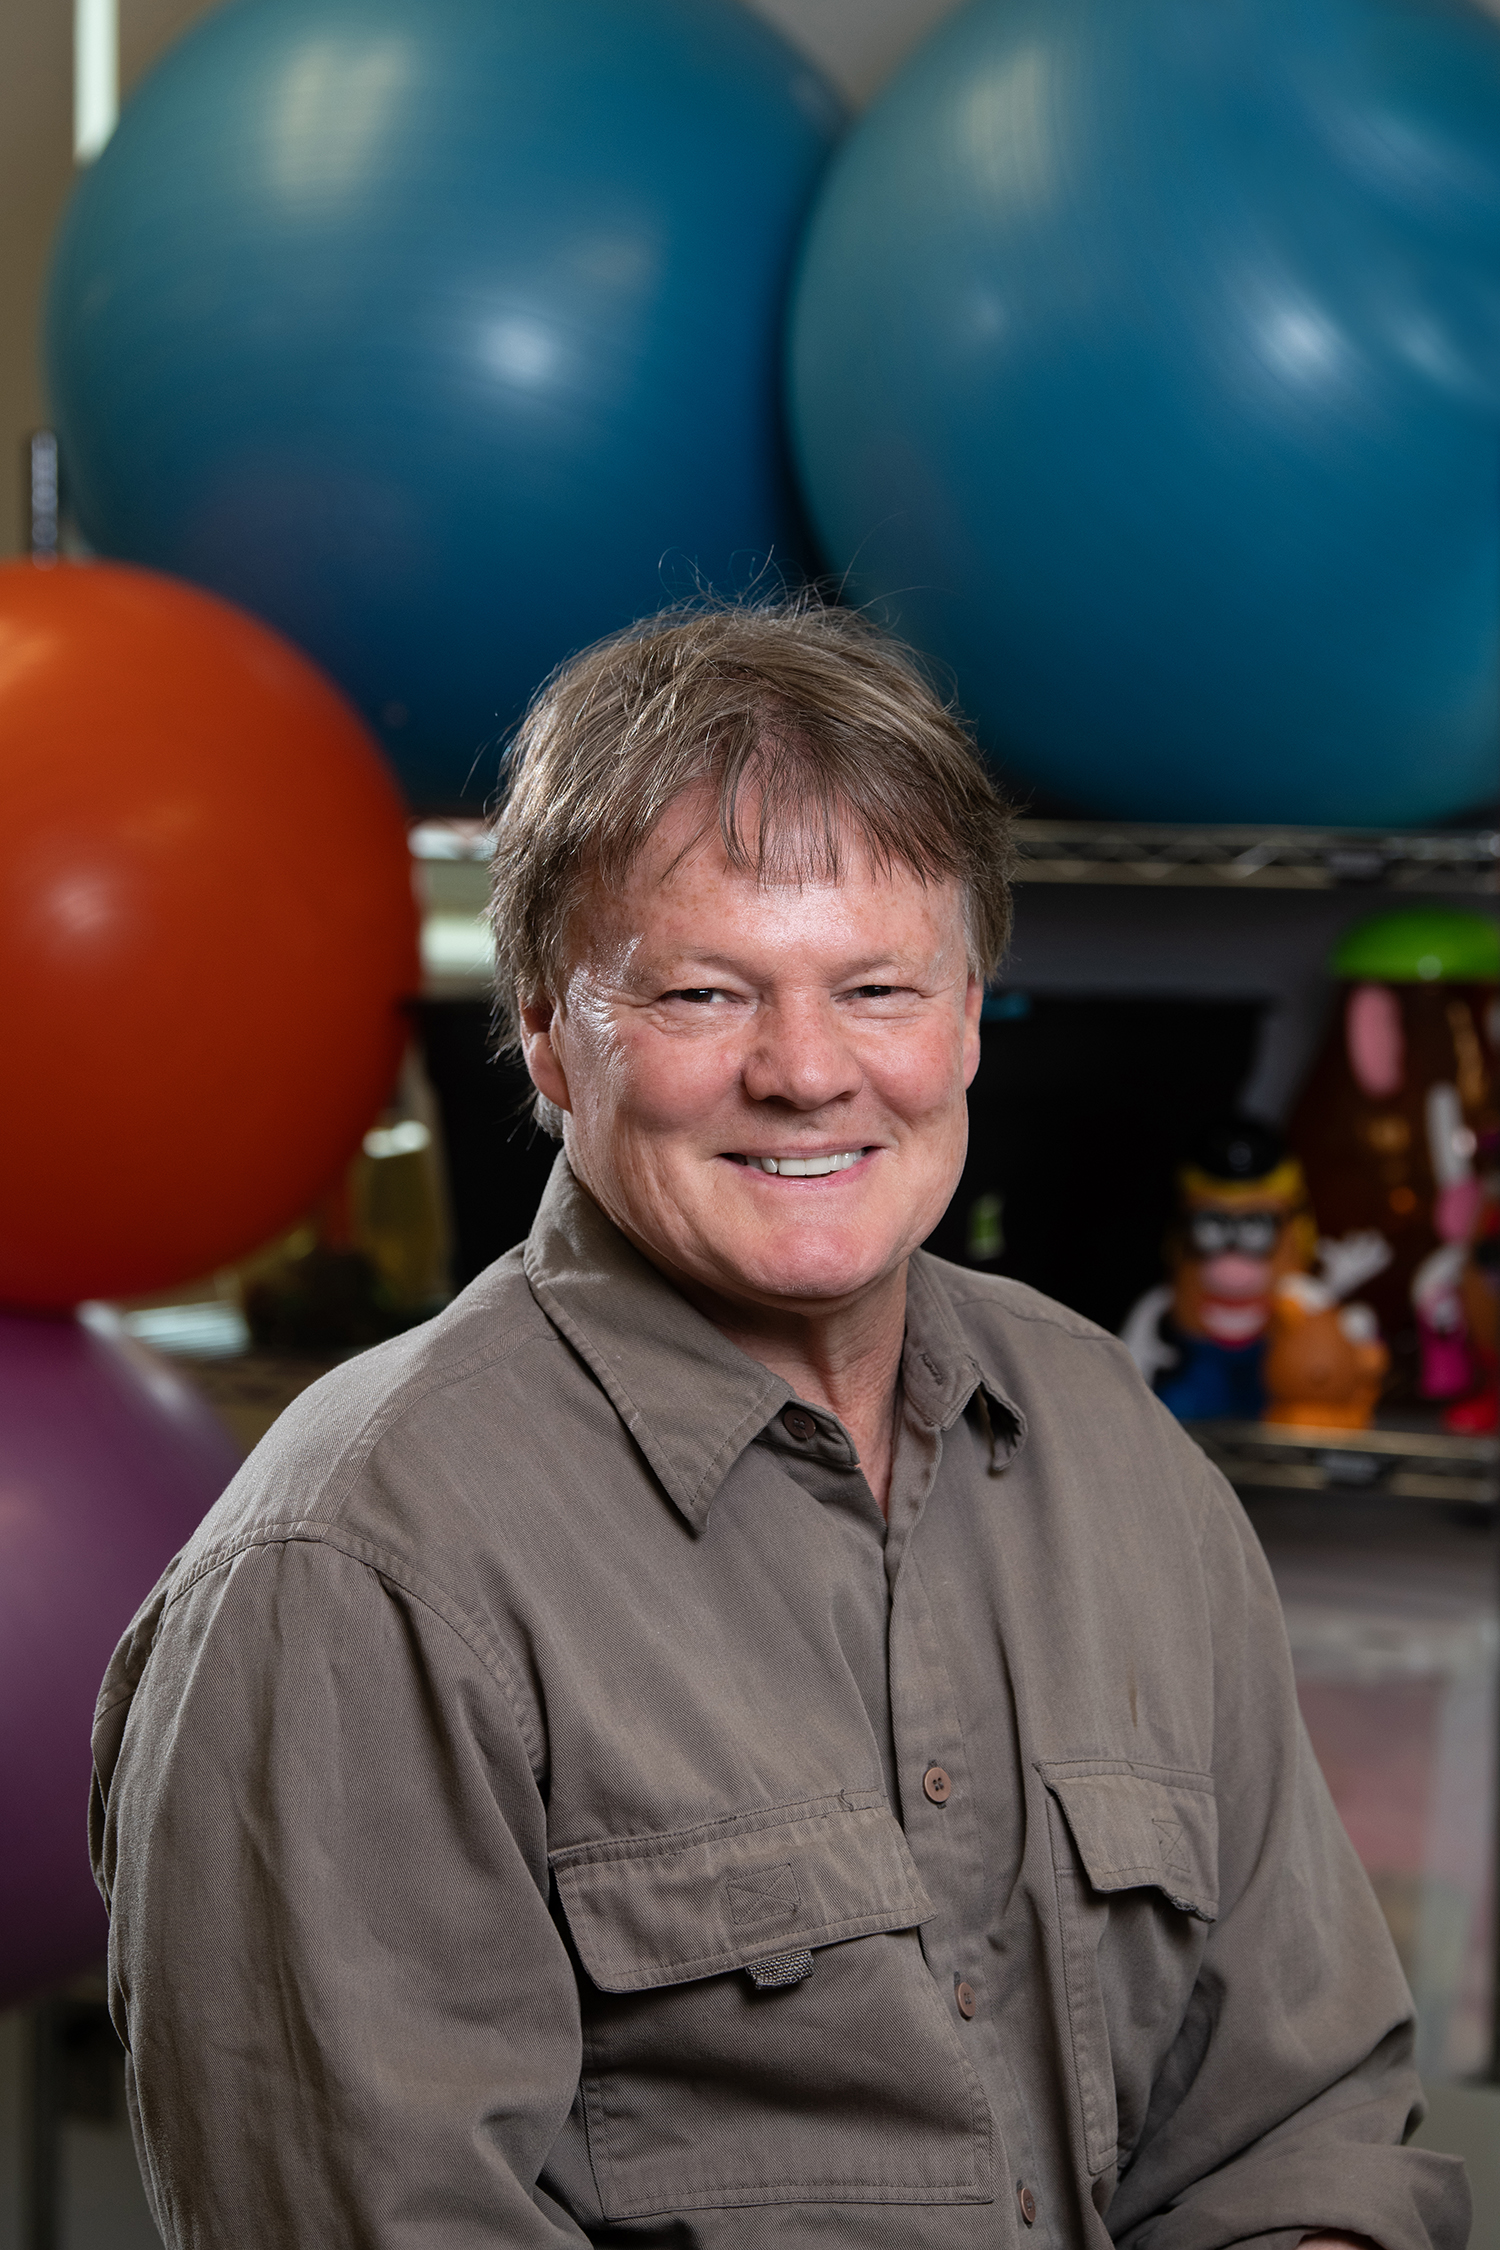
[
  {"xmin": 550, "ymin": 1790, "xmax": 934, "ymax": 1992},
  {"xmin": 1036, "ymin": 1760, "xmax": 1218, "ymax": 1922}
]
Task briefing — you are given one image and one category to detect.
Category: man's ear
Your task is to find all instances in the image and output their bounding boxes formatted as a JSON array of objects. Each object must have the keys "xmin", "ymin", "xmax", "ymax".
[
  {"xmin": 519, "ymin": 995, "xmax": 571, "ymax": 1115},
  {"xmin": 962, "ymin": 974, "xmax": 984, "ymax": 1089}
]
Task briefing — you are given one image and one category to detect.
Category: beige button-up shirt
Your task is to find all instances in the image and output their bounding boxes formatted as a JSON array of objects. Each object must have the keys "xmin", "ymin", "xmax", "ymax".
[{"xmin": 92, "ymin": 1160, "xmax": 1468, "ymax": 2250}]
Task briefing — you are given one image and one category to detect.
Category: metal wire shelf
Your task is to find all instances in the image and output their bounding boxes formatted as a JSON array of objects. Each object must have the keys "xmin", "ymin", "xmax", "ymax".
[
  {"xmin": 1012, "ymin": 821, "xmax": 1500, "ymax": 894},
  {"xmin": 1190, "ymin": 1418, "xmax": 1500, "ymax": 1506}
]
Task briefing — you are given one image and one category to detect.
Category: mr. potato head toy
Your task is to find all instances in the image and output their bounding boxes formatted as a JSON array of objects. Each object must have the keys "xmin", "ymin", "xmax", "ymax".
[{"xmin": 1122, "ymin": 1119, "xmax": 1316, "ymax": 1419}]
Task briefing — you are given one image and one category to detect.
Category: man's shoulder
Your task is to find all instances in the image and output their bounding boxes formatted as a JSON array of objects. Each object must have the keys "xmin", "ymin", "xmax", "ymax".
[
  {"xmin": 912, "ymin": 1251, "xmax": 1220, "ymax": 1504},
  {"xmin": 285, "ymin": 1245, "xmax": 566, "ymax": 1440},
  {"xmin": 914, "ymin": 1250, "xmax": 1135, "ymax": 1362},
  {"xmin": 178, "ymin": 1248, "xmax": 577, "ymax": 1563}
]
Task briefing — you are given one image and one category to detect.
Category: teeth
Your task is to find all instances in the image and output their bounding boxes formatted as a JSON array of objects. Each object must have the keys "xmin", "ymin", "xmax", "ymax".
[{"xmin": 746, "ymin": 1150, "xmax": 863, "ymax": 1178}]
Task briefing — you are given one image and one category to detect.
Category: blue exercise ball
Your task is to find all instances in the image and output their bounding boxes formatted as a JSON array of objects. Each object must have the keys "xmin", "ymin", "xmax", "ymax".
[
  {"xmin": 46, "ymin": 0, "xmax": 838, "ymax": 808},
  {"xmin": 790, "ymin": 0, "xmax": 1500, "ymax": 826}
]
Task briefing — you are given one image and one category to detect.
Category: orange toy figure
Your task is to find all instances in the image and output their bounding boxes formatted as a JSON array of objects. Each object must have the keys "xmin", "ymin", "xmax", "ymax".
[{"xmin": 1263, "ymin": 1275, "xmax": 1390, "ymax": 1428}]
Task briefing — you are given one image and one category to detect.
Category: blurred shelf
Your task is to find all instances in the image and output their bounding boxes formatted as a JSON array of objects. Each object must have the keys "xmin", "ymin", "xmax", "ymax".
[
  {"xmin": 410, "ymin": 814, "xmax": 1500, "ymax": 893},
  {"xmin": 410, "ymin": 820, "xmax": 494, "ymax": 862},
  {"xmin": 1012, "ymin": 821, "xmax": 1500, "ymax": 894},
  {"xmin": 1191, "ymin": 1418, "xmax": 1500, "ymax": 1506}
]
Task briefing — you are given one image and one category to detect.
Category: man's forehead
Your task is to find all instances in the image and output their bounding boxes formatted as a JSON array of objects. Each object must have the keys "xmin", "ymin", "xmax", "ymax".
[
  {"xmin": 624, "ymin": 790, "xmax": 952, "ymax": 899},
  {"xmin": 552, "ymin": 786, "xmax": 971, "ymax": 987},
  {"xmin": 596, "ymin": 847, "xmax": 960, "ymax": 943},
  {"xmin": 558, "ymin": 859, "xmax": 967, "ymax": 998}
]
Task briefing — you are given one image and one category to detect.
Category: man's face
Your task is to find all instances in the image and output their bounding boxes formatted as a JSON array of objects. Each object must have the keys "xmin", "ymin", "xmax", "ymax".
[{"xmin": 522, "ymin": 793, "xmax": 982, "ymax": 1320}]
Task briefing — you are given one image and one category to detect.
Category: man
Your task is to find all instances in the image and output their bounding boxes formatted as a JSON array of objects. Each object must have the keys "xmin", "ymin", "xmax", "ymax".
[{"xmin": 92, "ymin": 599, "xmax": 1466, "ymax": 2249}]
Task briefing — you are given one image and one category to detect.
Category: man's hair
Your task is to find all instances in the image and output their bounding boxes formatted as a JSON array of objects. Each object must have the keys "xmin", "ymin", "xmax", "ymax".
[{"xmin": 488, "ymin": 593, "xmax": 1015, "ymax": 1131}]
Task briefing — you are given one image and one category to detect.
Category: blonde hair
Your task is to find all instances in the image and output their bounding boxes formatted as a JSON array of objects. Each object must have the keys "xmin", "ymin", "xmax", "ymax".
[{"xmin": 488, "ymin": 594, "xmax": 1015, "ymax": 1130}]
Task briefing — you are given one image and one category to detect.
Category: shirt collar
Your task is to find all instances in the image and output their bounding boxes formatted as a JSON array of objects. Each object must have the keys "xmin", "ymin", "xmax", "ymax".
[
  {"xmin": 523, "ymin": 1155, "xmax": 1025, "ymax": 1532},
  {"xmin": 899, "ymin": 1251, "xmax": 1024, "ymax": 1462}
]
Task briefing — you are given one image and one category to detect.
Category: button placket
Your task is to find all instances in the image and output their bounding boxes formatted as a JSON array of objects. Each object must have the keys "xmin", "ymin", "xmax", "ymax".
[
  {"xmin": 888, "ymin": 1558, "xmax": 983, "ymax": 1986},
  {"xmin": 886, "ymin": 1418, "xmax": 1048, "ymax": 2247}
]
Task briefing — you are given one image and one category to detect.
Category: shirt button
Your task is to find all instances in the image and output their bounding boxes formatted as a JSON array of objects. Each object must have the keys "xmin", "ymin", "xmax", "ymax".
[
  {"xmin": 922, "ymin": 1765, "xmax": 953, "ymax": 1805},
  {"xmin": 781, "ymin": 1407, "xmax": 818, "ymax": 1442},
  {"xmin": 1017, "ymin": 2183, "xmax": 1037, "ymax": 2226},
  {"xmin": 955, "ymin": 1979, "xmax": 977, "ymax": 2019}
]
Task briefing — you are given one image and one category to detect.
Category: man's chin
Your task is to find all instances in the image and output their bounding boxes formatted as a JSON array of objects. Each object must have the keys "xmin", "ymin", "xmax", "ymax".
[{"xmin": 704, "ymin": 1235, "xmax": 909, "ymax": 1314}]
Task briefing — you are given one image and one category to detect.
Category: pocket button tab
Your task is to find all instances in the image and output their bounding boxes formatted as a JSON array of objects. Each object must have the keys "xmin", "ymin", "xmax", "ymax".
[{"xmin": 745, "ymin": 1949, "xmax": 815, "ymax": 1990}]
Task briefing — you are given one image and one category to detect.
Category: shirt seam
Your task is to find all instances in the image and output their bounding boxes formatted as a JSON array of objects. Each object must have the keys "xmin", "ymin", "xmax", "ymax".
[
  {"xmin": 160, "ymin": 1519, "xmax": 547, "ymax": 1774},
  {"xmin": 940, "ymin": 1289, "xmax": 1117, "ymax": 1343},
  {"xmin": 1050, "ymin": 1842, "xmax": 1115, "ymax": 2176},
  {"xmin": 579, "ymin": 1904, "xmax": 927, "ymax": 1985},
  {"xmin": 1038, "ymin": 1757, "xmax": 1216, "ymax": 1792},
  {"xmin": 1082, "ymin": 1858, "xmax": 1185, "ymax": 1884},
  {"xmin": 600, "ymin": 2182, "xmax": 994, "ymax": 2209},
  {"xmin": 276, "ymin": 1315, "xmax": 575, "ymax": 1535},
  {"xmin": 550, "ymin": 1789, "xmax": 887, "ymax": 1867}
]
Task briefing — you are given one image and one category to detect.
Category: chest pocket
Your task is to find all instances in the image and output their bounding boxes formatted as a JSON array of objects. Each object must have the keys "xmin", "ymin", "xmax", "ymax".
[
  {"xmin": 550, "ymin": 1789, "xmax": 994, "ymax": 2221},
  {"xmin": 1037, "ymin": 1759, "xmax": 1218, "ymax": 2180}
]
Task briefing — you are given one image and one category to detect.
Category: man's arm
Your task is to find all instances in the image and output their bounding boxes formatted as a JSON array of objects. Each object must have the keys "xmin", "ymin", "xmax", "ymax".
[
  {"xmin": 93, "ymin": 1533, "xmax": 588, "ymax": 2247},
  {"xmin": 1102, "ymin": 1468, "xmax": 1469, "ymax": 2250}
]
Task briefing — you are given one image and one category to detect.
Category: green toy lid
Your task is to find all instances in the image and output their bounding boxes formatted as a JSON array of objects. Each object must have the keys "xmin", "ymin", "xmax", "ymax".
[{"xmin": 1330, "ymin": 906, "xmax": 1500, "ymax": 983}]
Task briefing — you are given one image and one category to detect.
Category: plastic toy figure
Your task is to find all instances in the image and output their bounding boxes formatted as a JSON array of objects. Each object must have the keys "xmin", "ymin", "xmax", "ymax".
[
  {"xmin": 1290, "ymin": 906, "xmax": 1500, "ymax": 1396},
  {"xmin": 1440, "ymin": 1122, "xmax": 1500, "ymax": 1433},
  {"xmin": 1262, "ymin": 1274, "xmax": 1389, "ymax": 1430},
  {"xmin": 1122, "ymin": 1119, "xmax": 1393, "ymax": 1424},
  {"xmin": 1121, "ymin": 1118, "xmax": 1318, "ymax": 1419}
]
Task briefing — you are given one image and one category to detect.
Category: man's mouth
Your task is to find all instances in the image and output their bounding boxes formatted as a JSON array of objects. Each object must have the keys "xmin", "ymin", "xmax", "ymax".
[{"xmin": 726, "ymin": 1149, "xmax": 868, "ymax": 1178}]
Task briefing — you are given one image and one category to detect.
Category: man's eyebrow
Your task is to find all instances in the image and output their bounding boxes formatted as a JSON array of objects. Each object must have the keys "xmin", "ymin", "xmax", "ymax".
[{"xmin": 635, "ymin": 950, "xmax": 929, "ymax": 982}]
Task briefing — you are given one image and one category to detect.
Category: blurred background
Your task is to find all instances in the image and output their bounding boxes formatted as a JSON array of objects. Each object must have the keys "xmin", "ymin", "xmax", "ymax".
[{"xmin": 3, "ymin": 0, "xmax": 1500, "ymax": 2239}]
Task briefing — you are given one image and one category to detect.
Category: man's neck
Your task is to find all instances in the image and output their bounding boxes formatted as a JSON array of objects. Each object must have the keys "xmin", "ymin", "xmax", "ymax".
[{"xmin": 671, "ymin": 1265, "xmax": 909, "ymax": 1518}]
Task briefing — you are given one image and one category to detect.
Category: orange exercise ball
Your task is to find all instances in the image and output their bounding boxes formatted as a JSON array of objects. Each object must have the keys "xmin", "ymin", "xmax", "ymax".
[{"xmin": 0, "ymin": 560, "xmax": 420, "ymax": 1308}]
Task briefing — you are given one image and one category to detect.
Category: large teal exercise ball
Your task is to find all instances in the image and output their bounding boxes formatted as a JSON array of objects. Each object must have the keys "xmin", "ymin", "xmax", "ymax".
[
  {"xmin": 46, "ymin": 0, "xmax": 838, "ymax": 807},
  {"xmin": 790, "ymin": 0, "xmax": 1500, "ymax": 826}
]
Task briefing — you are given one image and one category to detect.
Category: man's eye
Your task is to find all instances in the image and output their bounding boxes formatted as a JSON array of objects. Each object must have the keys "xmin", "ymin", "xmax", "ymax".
[
  {"xmin": 849, "ymin": 984, "xmax": 897, "ymax": 999},
  {"xmin": 666, "ymin": 988, "xmax": 725, "ymax": 1004}
]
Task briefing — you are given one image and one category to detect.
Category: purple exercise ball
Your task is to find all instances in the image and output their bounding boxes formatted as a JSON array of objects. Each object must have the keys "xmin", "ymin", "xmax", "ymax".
[{"xmin": 0, "ymin": 1308, "xmax": 240, "ymax": 2006}]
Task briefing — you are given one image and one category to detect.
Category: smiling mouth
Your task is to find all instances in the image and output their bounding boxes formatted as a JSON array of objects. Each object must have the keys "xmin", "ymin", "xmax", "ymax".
[{"xmin": 725, "ymin": 1149, "xmax": 869, "ymax": 1178}]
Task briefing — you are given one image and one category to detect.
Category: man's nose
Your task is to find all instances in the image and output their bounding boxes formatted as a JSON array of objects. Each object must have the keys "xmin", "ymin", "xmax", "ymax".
[{"xmin": 741, "ymin": 996, "xmax": 863, "ymax": 1110}]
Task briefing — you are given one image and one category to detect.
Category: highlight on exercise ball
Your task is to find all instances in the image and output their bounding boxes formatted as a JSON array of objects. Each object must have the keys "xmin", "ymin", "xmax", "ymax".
[
  {"xmin": 790, "ymin": 0, "xmax": 1500, "ymax": 825},
  {"xmin": 0, "ymin": 559, "xmax": 419, "ymax": 1309},
  {"xmin": 45, "ymin": 0, "xmax": 840, "ymax": 808},
  {"xmin": 0, "ymin": 1306, "xmax": 241, "ymax": 2008}
]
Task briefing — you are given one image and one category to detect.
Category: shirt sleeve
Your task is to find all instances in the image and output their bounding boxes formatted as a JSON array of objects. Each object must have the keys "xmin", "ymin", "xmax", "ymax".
[
  {"xmin": 92, "ymin": 1532, "xmax": 590, "ymax": 2248},
  {"xmin": 1104, "ymin": 1471, "xmax": 1470, "ymax": 2250}
]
